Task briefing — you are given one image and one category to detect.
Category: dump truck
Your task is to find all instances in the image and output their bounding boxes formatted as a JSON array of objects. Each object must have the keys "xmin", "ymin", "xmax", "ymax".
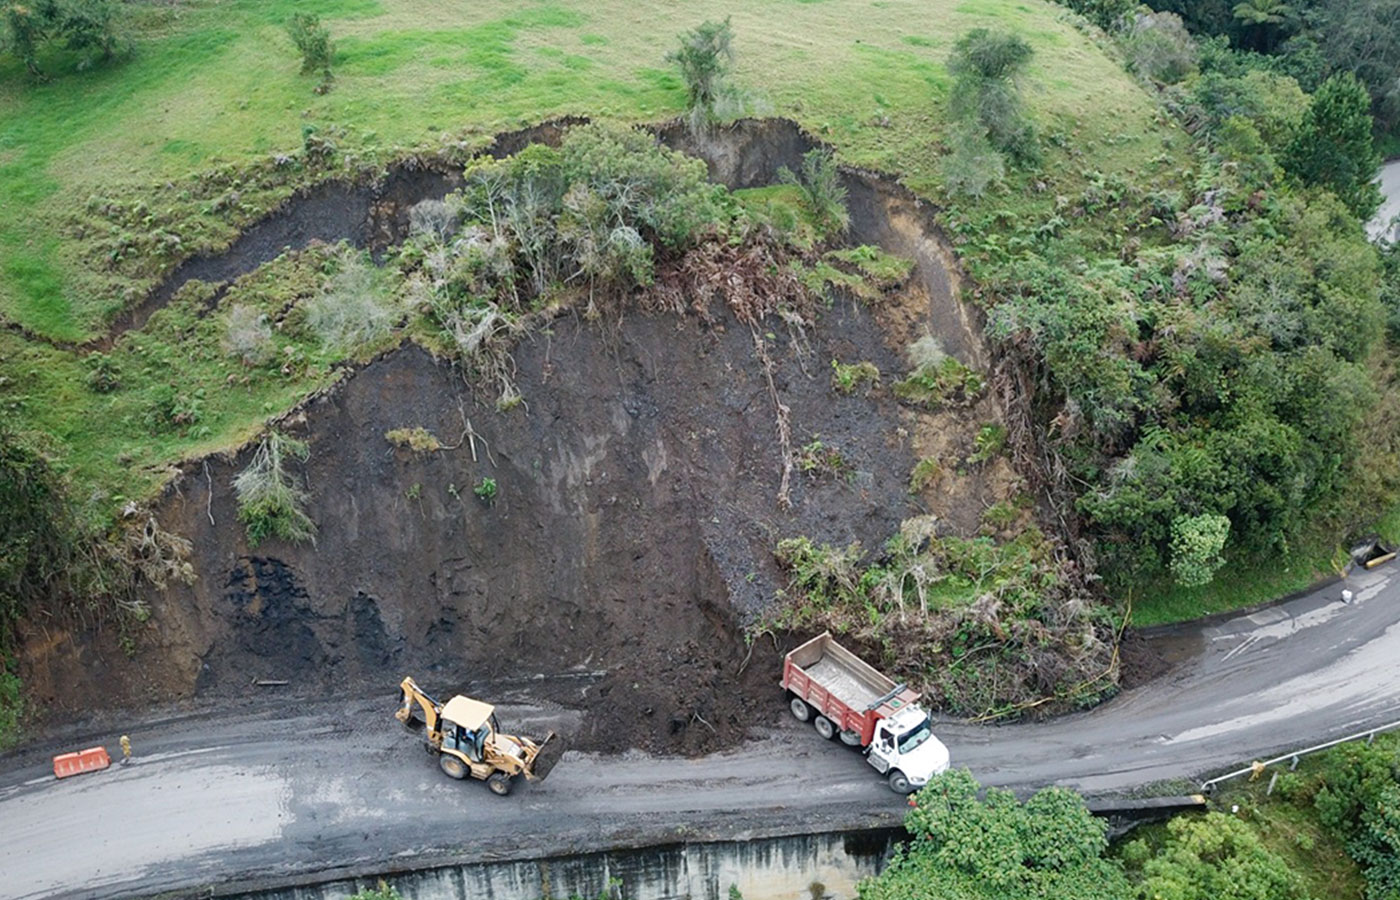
[
  {"xmin": 395, "ymin": 676, "xmax": 564, "ymax": 795},
  {"xmin": 782, "ymin": 632, "xmax": 950, "ymax": 793}
]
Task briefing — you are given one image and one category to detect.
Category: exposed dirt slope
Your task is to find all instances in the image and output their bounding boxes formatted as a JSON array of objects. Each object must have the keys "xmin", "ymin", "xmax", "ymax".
[{"xmin": 15, "ymin": 120, "xmax": 1018, "ymax": 757}]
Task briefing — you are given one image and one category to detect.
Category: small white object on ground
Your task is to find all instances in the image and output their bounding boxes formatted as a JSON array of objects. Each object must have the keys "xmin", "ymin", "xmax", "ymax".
[{"xmin": 1342, "ymin": 589, "xmax": 1354, "ymax": 604}]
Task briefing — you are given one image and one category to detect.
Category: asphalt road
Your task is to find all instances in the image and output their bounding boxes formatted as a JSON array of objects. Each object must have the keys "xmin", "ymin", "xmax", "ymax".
[
  {"xmin": 1371, "ymin": 158, "xmax": 1400, "ymax": 243},
  {"xmin": 2, "ymin": 561, "xmax": 1399, "ymax": 900}
]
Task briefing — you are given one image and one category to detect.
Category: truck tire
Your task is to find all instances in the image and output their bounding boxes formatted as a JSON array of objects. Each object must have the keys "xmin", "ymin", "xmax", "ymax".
[
  {"xmin": 813, "ymin": 715, "xmax": 836, "ymax": 740},
  {"xmin": 887, "ymin": 770, "xmax": 913, "ymax": 794},
  {"xmin": 789, "ymin": 696, "xmax": 812, "ymax": 722},
  {"xmin": 486, "ymin": 773, "xmax": 513, "ymax": 796},
  {"xmin": 439, "ymin": 754, "xmax": 468, "ymax": 780},
  {"xmin": 838, "ymin": 730, "xmax": 863, "ymax": 748}
]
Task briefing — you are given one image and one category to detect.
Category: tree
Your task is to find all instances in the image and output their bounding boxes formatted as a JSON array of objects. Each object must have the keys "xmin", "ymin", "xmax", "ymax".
[
  {"xmin": 858, "ymin": 769, "xmax": 1131, "ymax": 900},
  {"xmin": 947, "ymin": 29, "xmax": 1038, "ymax": 165},
  {"xmin": 1231, "ymin": 0, "xmax": 1295, "ymax": 52},
  {"xmin": 286, "ymin": 12, "xmax": 333, "ymax": 82},
  {"xmin": 1317, "ymin": 0, "xmax": 1400, "ymax": 136},
  {"xmin": 0, "ymin": 0, "xmax": 120, "ymax": 79},
  {"xmin": 1282, "ymin": 72, "xmax": 1382, "ymax": 219},
  {"xmin": 667, "ymin": 18, "xmax": 736, "ymax": 134}
]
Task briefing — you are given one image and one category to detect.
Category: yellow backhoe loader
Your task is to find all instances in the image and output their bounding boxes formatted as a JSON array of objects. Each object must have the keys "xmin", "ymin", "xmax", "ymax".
[{"xmin": 395, "ymin": 676, "xmax": 564, "ymax": 795}]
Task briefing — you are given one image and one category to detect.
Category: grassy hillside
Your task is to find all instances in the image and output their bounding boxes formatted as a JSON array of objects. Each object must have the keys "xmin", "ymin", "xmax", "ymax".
[{"xmin": 0, "ymin": 0, "xmax": 1179, "ymax": 341}]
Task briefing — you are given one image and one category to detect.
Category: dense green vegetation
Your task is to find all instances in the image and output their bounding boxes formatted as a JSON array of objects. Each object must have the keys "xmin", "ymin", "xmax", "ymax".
[
  {"xmin": 937, "ymin": 5, "xmax": 1398, "ymax": 621},
  {"xmin": 858, "ymin": 734, "xmax": 1400, "ymax": 899},
  {"xmin": 1137, "ymin": 0, "xmax": 1400, "ymax": 155},
  {"xmin": 860, "ymin": 769, "xmax": 1127, "ymax": 900}
]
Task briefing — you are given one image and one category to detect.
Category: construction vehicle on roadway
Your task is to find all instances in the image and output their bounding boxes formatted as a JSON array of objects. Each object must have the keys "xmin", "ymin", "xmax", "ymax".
[
  {"xmin": 395, "ymin": 676, "xmax": 563, "ymax": 795},
  {"xmin": 782, "ymin": 632, "xmax": 950, "ymax": 793}
]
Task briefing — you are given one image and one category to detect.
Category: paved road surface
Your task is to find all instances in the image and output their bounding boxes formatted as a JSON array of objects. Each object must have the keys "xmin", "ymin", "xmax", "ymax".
[
  {"xmin": 2, "ymin": 562, "xmax": 1398, "ymax": 899},
  {"xmin": 1372, "ymin": 158, "xmax": 1400, "ymax": 243}
]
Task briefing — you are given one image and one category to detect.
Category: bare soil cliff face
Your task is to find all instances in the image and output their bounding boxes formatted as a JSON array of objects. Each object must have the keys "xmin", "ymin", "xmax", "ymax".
[{"xmin": 16, "ymin": 120, "xmax": 1018, "ymax": 755}]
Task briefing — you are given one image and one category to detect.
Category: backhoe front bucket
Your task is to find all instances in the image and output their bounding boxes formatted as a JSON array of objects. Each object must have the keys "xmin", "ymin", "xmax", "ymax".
[{"xmin": 527, "ymin": 732, "xmax": 565, "ymax": 781}]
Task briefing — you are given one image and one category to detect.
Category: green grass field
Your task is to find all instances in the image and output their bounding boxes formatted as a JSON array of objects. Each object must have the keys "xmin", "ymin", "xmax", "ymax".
[{"xmin": 0, "ymin": 0, "xmax": 1176, "ymax": 340}]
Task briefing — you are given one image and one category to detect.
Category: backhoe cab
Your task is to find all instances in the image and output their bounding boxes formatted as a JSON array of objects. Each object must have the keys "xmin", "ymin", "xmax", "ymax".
[{"xmin": 395, "ymin": 676, "xmax": 563, "ymax": 795}]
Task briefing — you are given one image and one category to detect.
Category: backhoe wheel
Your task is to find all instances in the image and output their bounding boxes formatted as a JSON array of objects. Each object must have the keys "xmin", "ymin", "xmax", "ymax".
[
  {"xmin": 789, "ymin": 697, "xmax": 811, "ymax": 722},
  {"xmin": 813, "ymin": 715, "xmax": 836, "ymax": 740},
  {"xmin": 888, "ymin": 769, "xmax": 913, "ymax": 794},
  {"xmin": 486, "ymin": 773, "xmax": 513, "ymax": 796},
  {"xmin": 438, "ymin": 754, "xmax": 468, "ymax": 780}
]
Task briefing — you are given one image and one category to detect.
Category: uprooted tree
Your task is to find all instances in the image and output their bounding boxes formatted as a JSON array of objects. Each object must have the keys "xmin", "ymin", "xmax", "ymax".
[{"xmin": 667, "ymin": 17, "xmax": 739, "ymax": 134}]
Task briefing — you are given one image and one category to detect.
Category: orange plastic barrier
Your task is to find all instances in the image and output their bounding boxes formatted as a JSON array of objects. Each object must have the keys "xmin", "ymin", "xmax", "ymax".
[{"xmin": 53, "ymin": 746, "xmax": 111, "ymax": 779}]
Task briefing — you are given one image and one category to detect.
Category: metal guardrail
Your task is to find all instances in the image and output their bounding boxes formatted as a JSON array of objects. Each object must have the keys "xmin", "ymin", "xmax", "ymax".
[{"xmin": 1201, "ymin": 716, "xmax": 1400, "ymax": 793}]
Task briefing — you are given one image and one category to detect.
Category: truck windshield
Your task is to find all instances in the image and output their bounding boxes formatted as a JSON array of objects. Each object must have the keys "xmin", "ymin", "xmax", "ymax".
[{"xmin": 897, "ymin": 717, "xmax": 933, "ymax": 755}]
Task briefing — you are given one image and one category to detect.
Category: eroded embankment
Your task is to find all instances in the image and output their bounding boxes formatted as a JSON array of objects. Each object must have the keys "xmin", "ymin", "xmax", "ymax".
[
  {"xmin": 15, "ymin": 119, "xmax": 1014, "ymax": 757},
  {"xmin": 93, "ymin": 118, "xmax": 587, "ymax": 350}
]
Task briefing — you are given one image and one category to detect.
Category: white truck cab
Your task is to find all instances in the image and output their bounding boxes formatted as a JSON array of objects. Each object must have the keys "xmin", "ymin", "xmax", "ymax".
[{"xmin": 864, "ymin": 704, "xmax": 951, "ymax": 794}]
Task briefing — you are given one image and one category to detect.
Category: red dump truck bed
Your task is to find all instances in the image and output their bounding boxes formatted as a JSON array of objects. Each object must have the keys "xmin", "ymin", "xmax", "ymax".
[{"xmin": 780, "ymin": 631, "xmax": 921, "ymax": 747}]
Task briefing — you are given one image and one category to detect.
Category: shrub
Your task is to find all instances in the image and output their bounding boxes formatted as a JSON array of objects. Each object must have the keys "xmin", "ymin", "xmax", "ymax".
[
  {"xmin": 667, "ymin": 17, "xmax": 737, "ymax": 133},
  {"xmin": 1168, "ymin": 513, "xmax": 1231, "ymax": 587},
  {"xmin": 0, "ymin": 668, "xmax": 20, "ymax": 750},
  {"xmin": 0, "ymin": 428, "xmax": 135, "ymax": 656},
  {"xmin": 408, "ymin": 198, "xmax": 459, "ymax": 242},
  {"xmin": 942, "ymin": 126, "xmax": 1007, "ymax": 198},
  {"xmin": 473, "ymin": 476, "xmax": 497, "ymax": 504},
  {"xmin": 144, "ymin": 385, "xmax": 204, "ymax": 433},
  {"xmin": 286, "ymin": 13, "xmax": 333, "ymax": 79},
  {"xmin": 797, "ymin": 438, "xmax": 851, "ymax": 481},
  {"xmin": 305, "ymin": 251, "xmax": 396, "ymax": 352},
  {"xmin": 1120, "ymin": 10, "xmax": 1197, "ymax": 85},
  {"xmin": 85, "ymin": 352, "xmax": 121, "ymax": 393},
  {"xmin": 1351, "ymin": 783, "xmax": 1400, "ymax": 898},
  {"xmin": 223, "ymin": 303, "xmax": 274, "ymax": 366},
  {"xmin": 348, "ymin": 884, "xmax": 401, "ymax": 900},
  {"xmin": 947, "ymin": 29, "xmax": 1038, "ymax": 164},
  {"xmin": 778, "ymin": 149, "xmax": 850, "ymax": 234},
  {"xmin": 894, "ymin": 340, "xmax": 987, "ymax": 409},
  {"xmin": 1057, "ymin": 0, "xmax": 1135, "ymax": 31},
  {"xmin": 969, "ymin": 424, "xmax": 1007, "ymax": 464},
  {"xmin": 233, "ymin": 431, "xmax": 316, "ymax": 547},
  {"xmin": 384, "ymin": 427, "xmax": 441, "ymax": 453},
  {"xmin": 830, "ymin": 359, "xmax": 880, "ymax": 395},
  {"xmin": 909, "ymin": 457, "xmax": 943, "ymax": 493}
]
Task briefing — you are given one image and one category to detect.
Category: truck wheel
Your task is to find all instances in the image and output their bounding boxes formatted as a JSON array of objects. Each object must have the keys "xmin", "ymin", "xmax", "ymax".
[
  {"xmin": 813, "ymin": 716, "xmax": 836, "ymax": 740},
  {"xmin": 486, "ymin": 773, "xmax": 513, "ymax": 796},
  {"xmin": 439, "ymin": 754, "xmax": 468, "ymax": 780},
  {"xmin": 789, "ymin": 697, "xmax": 812, "ymax": 722},
  {"xmin": 887, "ymin": 770, "xmax": 913, "ymax": 794},
  {"xmin": 838, "ymin": 730, "xmax": 863, "ymax": 747}
]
